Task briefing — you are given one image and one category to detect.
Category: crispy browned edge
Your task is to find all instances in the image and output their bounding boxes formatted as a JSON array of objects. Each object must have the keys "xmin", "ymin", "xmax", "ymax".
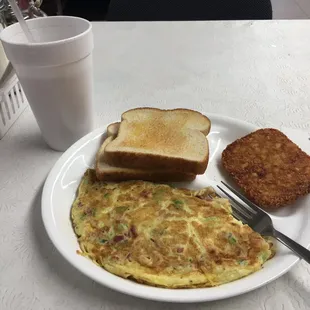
[
  {"xmin": 95, "ymin": 167, "xmax": 196, "ymax": 182},
  {"xmin": 104, "ymin": 108, "xmax": 210, "ymax": 174},
  {"xmin": 222, "ymin": 128, "xmax": 310, "ymax": 209}
]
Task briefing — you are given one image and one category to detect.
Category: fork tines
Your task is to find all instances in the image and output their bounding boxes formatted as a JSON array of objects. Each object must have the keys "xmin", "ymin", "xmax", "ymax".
[
  {"xmin": 217, "ymin": 186, "xmax": 252, "ymax": 222},
  {"xmin": 221, "ymin": 182, "xmax": 265, "ymax": 214},
  {"xmin": 217, "ymin": 181, "xmax": 266, "ymax": 223}
]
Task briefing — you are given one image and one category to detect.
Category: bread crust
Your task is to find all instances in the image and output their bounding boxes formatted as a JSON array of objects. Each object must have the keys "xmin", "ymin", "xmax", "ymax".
[
  {"xmin": 95, "ymin": 167, "xmax": 196, "ymax": 182},
  {"xmin": 107, "ymin": 122, "xmax": 120, "ymax": 137}
]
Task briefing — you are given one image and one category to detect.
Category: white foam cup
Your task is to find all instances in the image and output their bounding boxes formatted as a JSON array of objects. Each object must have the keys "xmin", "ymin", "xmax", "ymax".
[{"xmin": 0, "ymin": 16, "xmax": 94, "ymax": 151}]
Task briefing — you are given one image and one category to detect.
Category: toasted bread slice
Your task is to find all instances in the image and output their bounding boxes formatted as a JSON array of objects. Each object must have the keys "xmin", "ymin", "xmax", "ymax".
[
  {"xmin": 103, "ymin": 108, "xmax": 210, "ymax": 174},
  {"xmin": 107, "ymin": 122, "xmax": 120, "ymax": 137},
  {"xmin": 107, "ymin": 118, "xmax": 212, "ymax": 138},
  {"xmin": 96, "ymin": 136, "xmax": 196, "ymax": 182},
  {"xmin": 222, "ymin": 128, "xmax": 310, "ymax": 209}
]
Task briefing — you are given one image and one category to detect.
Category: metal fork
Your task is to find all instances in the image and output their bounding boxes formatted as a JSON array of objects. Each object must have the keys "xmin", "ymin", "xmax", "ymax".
[{"xmin": 217, "ymin": 181, "xmax": 310, "ymax": 264}]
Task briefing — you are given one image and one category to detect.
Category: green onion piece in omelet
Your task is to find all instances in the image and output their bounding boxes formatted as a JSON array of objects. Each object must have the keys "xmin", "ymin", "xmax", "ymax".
[
  {"xmin": 237, "ymin": 259, "xmax": 248, "ymax": 266},
  {"xmin": 172, "ymin": 199, "xmax": 183, "ymax": 209},
  {"xmin": 118, "ymin": 223, "xmax": 128, "ymax": 231},
  {"xmin": 228, "ymin": 233, "xmax": 237, "ymax": 244},
  {"xmin": 108, "ymin": 229, "xmax": 115, "ymax": 240},
  {"xmin": 259, "ymin": 252, "xmax": 270, "ymax": 263}
]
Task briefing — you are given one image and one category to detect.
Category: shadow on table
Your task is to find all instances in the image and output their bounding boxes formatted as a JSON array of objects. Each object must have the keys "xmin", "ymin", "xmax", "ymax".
[
  {"xmin": 29, "ymin": 183, "xmax": 276, "ymax": 309},
  {"xmin": 18, "ymin": 130, "xmax": 51, "ymax": 152},
  {"xmin": 4, "ymin": 121, "xmax": 58, "ymax": 155}
]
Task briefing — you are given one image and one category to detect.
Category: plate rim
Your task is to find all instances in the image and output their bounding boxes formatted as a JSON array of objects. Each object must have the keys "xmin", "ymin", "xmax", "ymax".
[{"xmin": 41, "ymin": 113, "xmax": 304, "ymax": 303}]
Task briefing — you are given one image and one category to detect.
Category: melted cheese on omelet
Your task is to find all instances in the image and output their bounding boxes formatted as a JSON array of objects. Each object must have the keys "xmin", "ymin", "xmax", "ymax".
[{"xmin": 71, "ymin": 169, "xmax": 272, "ymax": 288}]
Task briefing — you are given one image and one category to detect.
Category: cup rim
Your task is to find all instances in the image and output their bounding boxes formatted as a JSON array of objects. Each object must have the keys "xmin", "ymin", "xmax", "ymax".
[{"xmin": 0, "ymin": 15, "xmax": 92, "ymax": 47}]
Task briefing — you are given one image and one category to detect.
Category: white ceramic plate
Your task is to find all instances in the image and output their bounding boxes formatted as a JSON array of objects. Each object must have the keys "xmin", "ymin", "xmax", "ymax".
[{"xmin": 42, "ymin": 114, "xmax": 310, "ymax": 303}]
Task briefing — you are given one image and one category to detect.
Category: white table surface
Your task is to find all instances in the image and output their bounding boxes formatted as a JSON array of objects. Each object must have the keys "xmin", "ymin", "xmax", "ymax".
[{"xmin": 1, "ymin": 20, "xmax": 310, "ymax": 310}]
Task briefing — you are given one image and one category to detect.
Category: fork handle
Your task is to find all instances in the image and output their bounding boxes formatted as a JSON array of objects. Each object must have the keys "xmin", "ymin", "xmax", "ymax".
[{"xmin": 273, "ymin": 229, "xmax": 310, "ymax": 264}]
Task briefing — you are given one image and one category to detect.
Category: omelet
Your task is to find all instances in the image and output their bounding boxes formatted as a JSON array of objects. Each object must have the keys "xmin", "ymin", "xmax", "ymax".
[{"xmin": 71, "ymin": 169, "xmax": 273, "ymax": 288}]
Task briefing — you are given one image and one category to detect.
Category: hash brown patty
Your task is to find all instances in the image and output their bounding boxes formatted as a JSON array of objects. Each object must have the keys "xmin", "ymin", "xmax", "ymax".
[{"xmin": 222, "ymin": 128, "xmax": 310, "ymax": 209}]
